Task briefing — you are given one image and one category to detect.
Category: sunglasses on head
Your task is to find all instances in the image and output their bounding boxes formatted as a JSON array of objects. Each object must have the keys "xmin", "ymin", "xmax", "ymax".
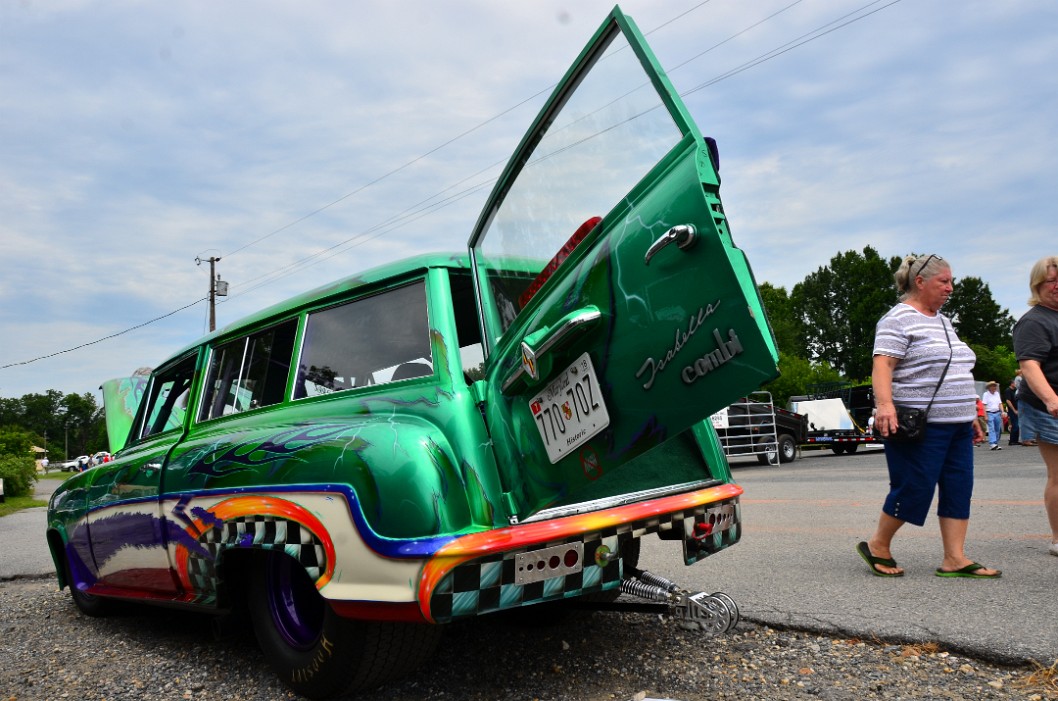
[{"xmin": 914, "ymin": 254, "xmax": 942, "ymax": 279}]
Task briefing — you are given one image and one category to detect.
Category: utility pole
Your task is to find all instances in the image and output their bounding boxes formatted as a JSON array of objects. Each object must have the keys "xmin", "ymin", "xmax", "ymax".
[{"xmin": 195, "ymin": 256, "xmax": 227, "ymax": 332}]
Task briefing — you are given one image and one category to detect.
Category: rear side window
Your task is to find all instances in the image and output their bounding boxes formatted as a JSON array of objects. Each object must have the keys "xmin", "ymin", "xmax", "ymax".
[
  {"xmin": 135, "ymin": 355, "xmax": 197, "ymax": 440},
  {"xmin": 199, "ymin": 321, "xmax": 298, "ymax": 421},
  {"xmin": 295, "ymin": 281, "xmax": 431, "ymax": 399}
]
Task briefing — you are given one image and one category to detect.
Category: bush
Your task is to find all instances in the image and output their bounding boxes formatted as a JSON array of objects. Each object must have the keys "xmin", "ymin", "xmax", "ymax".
[
  {"xmin": 0, "ymin": 454, "xmax": 37, "ymax": 497},
  {"xmin": 0, "ymin": 426, "xmax": 33, "ymax": 457}
]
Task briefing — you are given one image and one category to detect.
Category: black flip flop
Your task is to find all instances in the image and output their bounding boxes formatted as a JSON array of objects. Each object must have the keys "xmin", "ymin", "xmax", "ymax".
[
  {"xmin": 856, "ymin": 540, "xmax": 904, "ymax": 577},
  {"xmin": 935, "ymin": 562, "xmax": 1001, "ymax": 578}
]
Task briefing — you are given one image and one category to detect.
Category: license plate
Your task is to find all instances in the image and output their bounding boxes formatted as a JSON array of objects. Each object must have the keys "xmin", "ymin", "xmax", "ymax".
[{"xmin": 529, "ymin": 352, "xmax": 610, "ymax": 463}]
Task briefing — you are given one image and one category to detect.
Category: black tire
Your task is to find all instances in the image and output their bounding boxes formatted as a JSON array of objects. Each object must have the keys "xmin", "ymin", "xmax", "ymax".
[
  {"xmin": 248, "ymin": 554, "xmax": 440, "ymax": 699},
  {"xmin": 756, "ymin": 438, "xmax": 780, "ymax": 465},
  {"xmin": 831, "ymin": 445, "xmax": 847, "ymax": 455},
  {"xmin": 844, "ymin": 443, "xmax": 859, "ymax": 454},
  {"xmin": 777, "ymin": 434, "xmax": 797, "ymax": 463},
  {"xmin": 65, "ymin": 550, "xmax": 112, "ymax": 617}
]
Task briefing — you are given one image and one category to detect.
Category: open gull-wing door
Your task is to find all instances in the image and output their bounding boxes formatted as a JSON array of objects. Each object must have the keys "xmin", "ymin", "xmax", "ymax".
[
  {"xmin": 99, "ymin": 372, "xmax": 151, "ymax": 454},
  {"xmin": 469, "ymin": 8, "xmax": 778, "ymax": 523}
]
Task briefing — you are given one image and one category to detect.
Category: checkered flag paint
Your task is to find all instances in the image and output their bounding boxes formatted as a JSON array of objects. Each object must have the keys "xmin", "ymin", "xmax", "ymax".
[
  {"xmin": 430, "ymin": 498, "xmax": 739, "ymax": 622},
  {"xmin": 185, "ymin": 515, "xmax": 327, "ymax": 601}
]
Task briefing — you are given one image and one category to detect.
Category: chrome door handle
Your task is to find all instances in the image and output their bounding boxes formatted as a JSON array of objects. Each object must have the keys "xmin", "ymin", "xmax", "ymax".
[
  {"xmin": 141, "ymin": 462, "xmax": 162, "ymax": 474},
  {"xmin": 644, "ymin": 224, "xmax": 697, "ymax": 265}
]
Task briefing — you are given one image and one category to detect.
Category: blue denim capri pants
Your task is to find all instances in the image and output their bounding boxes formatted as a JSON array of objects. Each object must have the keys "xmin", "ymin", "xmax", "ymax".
[{"xmin": 882, "ymin": 421, "xmax": 974, "ymax": 526}]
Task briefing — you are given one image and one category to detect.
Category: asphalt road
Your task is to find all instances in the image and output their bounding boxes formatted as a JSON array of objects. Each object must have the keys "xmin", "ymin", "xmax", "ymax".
[
  {"xmin": 4, "ymin": 444, "xmax": 1055, "ymax": 666},
  {"xmin": 640, "ymin": 442, "xmax": 1058, "ymax": 666},
  {"xmin": 0, "ymin": 478, "xmax": 60, "ymax": 581}
]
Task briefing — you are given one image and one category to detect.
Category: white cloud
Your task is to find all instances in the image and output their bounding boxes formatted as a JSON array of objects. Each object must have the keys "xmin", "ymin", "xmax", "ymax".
[{"xmin": 1, "ymin": 0, "xmax": 1056, "ymax": 397}]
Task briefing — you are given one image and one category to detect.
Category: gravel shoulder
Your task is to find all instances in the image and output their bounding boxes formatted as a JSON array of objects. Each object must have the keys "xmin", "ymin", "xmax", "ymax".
[{"xmin": 2, "ymin": 576, "xmax": 1053, "ymax": 701}]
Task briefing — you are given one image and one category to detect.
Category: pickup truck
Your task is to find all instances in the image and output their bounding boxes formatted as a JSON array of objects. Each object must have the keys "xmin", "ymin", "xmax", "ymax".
[{"xmin": 711, "ymin": 393, "xmax": 808, "ymax": 464}]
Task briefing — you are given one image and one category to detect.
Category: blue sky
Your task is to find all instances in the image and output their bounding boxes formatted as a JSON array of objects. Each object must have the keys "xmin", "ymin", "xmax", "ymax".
[{"xmin": 1, "ymin": 0, "xmax": 1055, "ymax": 399}]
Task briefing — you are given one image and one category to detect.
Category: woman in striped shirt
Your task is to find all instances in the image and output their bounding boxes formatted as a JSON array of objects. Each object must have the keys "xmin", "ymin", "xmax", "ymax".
[{"xmin": 856, "ymin": 254, "xmax": 998, "ymax": 579}]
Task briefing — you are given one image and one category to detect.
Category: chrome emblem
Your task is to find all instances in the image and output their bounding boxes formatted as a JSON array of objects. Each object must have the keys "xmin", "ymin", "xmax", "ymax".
[{"xmin": 520, "ymin": 342, "xmax": 539, "ymax": 381}]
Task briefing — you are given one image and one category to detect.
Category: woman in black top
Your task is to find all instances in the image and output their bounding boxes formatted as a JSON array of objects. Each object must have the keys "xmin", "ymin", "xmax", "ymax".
[{"xmin": 1012, "ymin": 256, "xmax": 1058, "ymax": 556}]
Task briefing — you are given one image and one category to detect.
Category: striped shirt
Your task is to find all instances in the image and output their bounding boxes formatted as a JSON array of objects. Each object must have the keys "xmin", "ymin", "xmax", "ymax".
[{"xmin": 873, "ymin": 303, "xmax": 977, "ymax": 423}]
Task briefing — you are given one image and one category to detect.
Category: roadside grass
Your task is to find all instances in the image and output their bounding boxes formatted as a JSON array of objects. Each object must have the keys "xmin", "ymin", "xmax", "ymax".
[
  {"xmin": 1014, "ymin": 659, "xmax": 1058, "ymax": 696},
  {"xmin": 0, "ymin": 471, "xmax": 65, "ymax": 517},
  {"xmin": 0, "ymin": 494, "xmax": 47, "ymax": 517}
]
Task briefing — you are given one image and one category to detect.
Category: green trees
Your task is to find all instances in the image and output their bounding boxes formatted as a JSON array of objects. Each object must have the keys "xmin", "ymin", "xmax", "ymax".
[
  {"xmin": 0, "ymin": 390, "xmax": 106, "ymax": 462},
  {"xmin": 761, "ymin": 352, "xmax": 843, "ymax": 407},
  {"xmin": 0, "ymin": 426, "xmax": 38, "ymax": 497},
  {"xmin": 757, "ymin": 283, "xmax": 800, "ymax": 357},
  {"xmin": 760, "ymin": 248, "xmax": 1016, "ymax": 406},
  {"xmin": 788, "ymin": 247, "xmax": 899, "ymax": 380},
  {"xmin": 947, "ymin": 277, "xmax": 1015, "ymax": 348}
]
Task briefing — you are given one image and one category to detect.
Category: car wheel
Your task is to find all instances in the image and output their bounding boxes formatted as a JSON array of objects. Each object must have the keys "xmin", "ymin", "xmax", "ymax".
[
  {"xmin": 249, "ymin": 554, "xmax": 440, "ymax": 699},
  {"xmin": 777, "ymin": 434, "xmax": 797, "ymax": 463},
  {"xmin": 756, "ymin": 437, "xmax": 780, "ymax": 465},
  {"xmin": 831, "ymin": 445, "xmax": 846, "ymax": 455},
  {"xmin": 844, "ymin": 443, "xmax": 859, "ymax": 454},
  {"xmin": 65, "ymin": 550, "xmax": 112, "ymax": 617}
]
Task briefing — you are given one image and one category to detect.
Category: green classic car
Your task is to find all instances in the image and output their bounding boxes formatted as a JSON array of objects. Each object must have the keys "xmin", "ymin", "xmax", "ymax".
[{"xmin": 46, "ymin": 8, "xmax": 778, "ymax": 699}]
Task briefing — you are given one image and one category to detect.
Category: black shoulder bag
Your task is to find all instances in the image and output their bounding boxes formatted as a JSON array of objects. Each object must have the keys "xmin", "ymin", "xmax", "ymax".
[{"xmin": 888, "ymin": 319, "xmax": 953, "ymax": 443}]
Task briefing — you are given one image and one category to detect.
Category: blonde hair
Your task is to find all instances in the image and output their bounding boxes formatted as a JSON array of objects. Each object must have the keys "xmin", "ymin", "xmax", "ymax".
[
  {"xmin": 894, "ymin": 254, "xmax": 948, "ymax": 301},
  {"xmin": 1027, "ymin": 256, "xmax": 1058, "ymax": 306}
]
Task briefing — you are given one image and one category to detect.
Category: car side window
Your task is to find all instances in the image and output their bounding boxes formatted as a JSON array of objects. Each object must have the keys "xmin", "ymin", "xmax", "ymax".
[
  {"xmin": 136, "ymin": 355, "xmax": 197, "ymax": 440},
  {"xmin": 199, "ymin": 320, "xmax": 299, "ymax": 422},
  {"xmin": 450, "ymin": 272, "xmax": 485, "ymax": 381},
  {"xmin": 294, "ymin": 280, "xmax": 431, "ymax": 399}
]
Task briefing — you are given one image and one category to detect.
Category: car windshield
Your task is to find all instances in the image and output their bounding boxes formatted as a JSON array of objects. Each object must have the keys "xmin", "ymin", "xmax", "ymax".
[{"xmin": 471, "ymin": 29, "xmax": 681, "ymax": 344}]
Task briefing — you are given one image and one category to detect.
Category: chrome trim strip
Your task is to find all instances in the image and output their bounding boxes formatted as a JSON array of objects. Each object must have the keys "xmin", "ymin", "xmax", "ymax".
[
  {"xmin": 502, "ymin": 308, "xmax": 602, "ymax": 393},
  {"xmin": 519, "ymin": 479, "xmax": 719, "ymax": 524}
]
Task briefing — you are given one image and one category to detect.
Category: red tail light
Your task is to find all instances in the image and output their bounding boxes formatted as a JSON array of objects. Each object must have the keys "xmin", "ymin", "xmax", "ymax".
[{"xmin": 518, "ymin": 216, "xmax": 601, "ymax": 309}]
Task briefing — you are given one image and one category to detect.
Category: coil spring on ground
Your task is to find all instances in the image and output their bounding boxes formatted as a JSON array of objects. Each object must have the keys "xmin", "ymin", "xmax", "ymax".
[
  {"xmin": 619, "ymin": 578, "xmax": 672, "ymax": 602},
  {"xmin": 636, "ymin": 569, "xmax": 680, "ymax": 593}
]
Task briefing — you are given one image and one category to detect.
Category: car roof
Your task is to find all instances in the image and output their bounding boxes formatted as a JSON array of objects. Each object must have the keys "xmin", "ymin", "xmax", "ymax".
[{"xmin": 167, "ymin": 252, "xmax": 471, "ymax": 360}]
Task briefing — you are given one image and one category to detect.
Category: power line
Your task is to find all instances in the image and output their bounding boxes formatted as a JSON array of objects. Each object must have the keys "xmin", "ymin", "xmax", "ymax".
[
  {"xmin": 681, "ymin": 0, "xmax": 904, "ymax": 95},
  {"xmin": 0, "ymin": 298, "xmax": 207, "ymax": 370},
  {"xmin": 224, "ymin": 0, "xmax": 902, "ymax": 293},
  {"xmin": 5, "ymin": 0, "xmax": 904, "ymax": 368},
  {"xmin": 218, "ymin": 0, "xmax": 719, "ymax": 264}
]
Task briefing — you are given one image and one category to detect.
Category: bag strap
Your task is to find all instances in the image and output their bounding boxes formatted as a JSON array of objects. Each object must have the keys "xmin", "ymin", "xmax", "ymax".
[{"xmin": 924, "ymin": 318, "xmax": 954, "ymax": 419}]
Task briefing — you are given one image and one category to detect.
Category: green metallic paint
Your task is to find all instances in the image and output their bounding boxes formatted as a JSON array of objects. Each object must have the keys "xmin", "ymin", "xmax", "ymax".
[
  {"xmin": 163, "ymin": 333, "xmax": 502, "ymax": 540},
  {"xmin": 100, "ymin": 375, "xmax": 150, "ymax": 453},
  {"xmin": 472, "ymin": 55, "xmax": 778, "ymax": 520},
  {"xmin": 48, "ymin": 8, "xmax": 773, "ymax": 639}
]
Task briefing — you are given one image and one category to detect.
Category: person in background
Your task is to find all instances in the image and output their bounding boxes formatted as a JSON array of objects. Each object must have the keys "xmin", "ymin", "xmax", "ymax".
[
  {"xmin": 975, "ymin": 397, "xmax": 987, "ymax": 446},
  {"xmin": 1005, "ymin": 378, "xmax": 1021, "ymax": 446},
  {"xmin": 859, "ymin": 254, "xmax": 997, "ymax": 578},
  {"xmin": 1012, "ymin": 255, "xmax": 1058, "ymax": 556},
  {"xmin": 981, "ymin": 381, "xmax": 1005, "ymax": 450}
]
